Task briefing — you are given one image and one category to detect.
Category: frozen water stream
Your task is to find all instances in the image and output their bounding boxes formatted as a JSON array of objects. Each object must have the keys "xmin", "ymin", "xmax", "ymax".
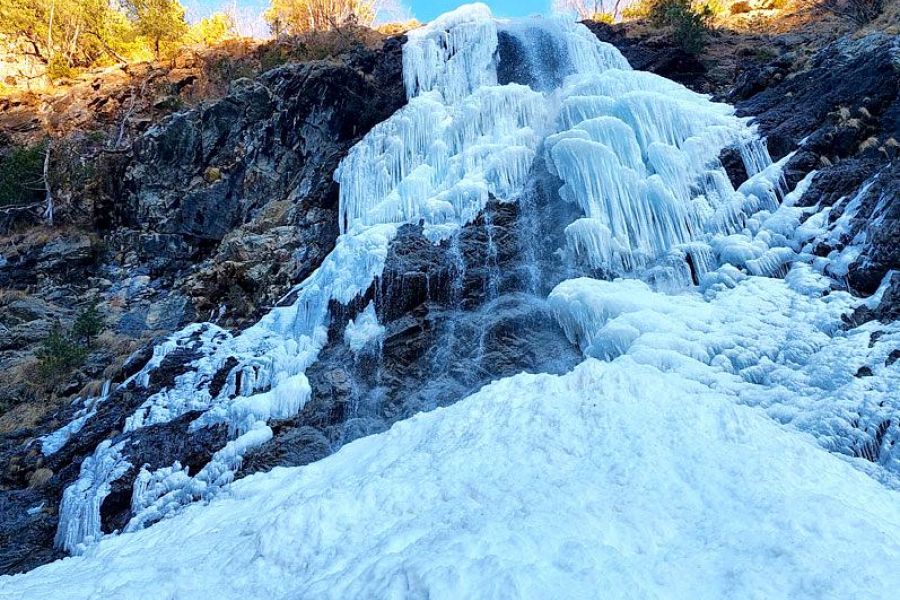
[{"xmin": 39, "ymin": 2, "xmax": 900, "ymax": 566}]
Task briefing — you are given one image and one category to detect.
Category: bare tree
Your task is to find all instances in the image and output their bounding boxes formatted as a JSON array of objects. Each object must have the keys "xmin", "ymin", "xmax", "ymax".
[
  {"xmin": 42, "ymin": 140, "xmax": 54, "ymax": 226},
  {"xmin": 265, "ymin": 0, "xmax": 384, "ymax": 35},
  {"xmin": 114, "ymin": 77, "xmax": 149, "ymax": 148}
]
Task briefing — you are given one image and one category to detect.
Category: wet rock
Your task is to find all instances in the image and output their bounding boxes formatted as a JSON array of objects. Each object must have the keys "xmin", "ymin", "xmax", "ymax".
[
  {"xmin": 845, "ymin": 272, "xmax": 900, "ymax": 328},
  {"xmin": 0, "ymin": 489, "xmax": 64, "ymax": 575},
  {"xmin": 795, "ymin": 158, "xmax": 882, "ymax": 209},
  {"xmin": 243, "ymin": 190, "xmax": 582, "ymax": 477},
  {"xmin": 845, "ymin": 164, "xmax": 900, "ymax": 296},
  {"xmin": 719, "ymin": 146, "xmax": 750, "ymax": 188}
]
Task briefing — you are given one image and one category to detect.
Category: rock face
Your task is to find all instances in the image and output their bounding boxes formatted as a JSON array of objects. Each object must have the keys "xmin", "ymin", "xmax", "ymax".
[
  {"xmin": 583, "ymin": 22, "xmax": 708, "ymax": 90},
  {"xmin": 0, "ymin": 37, "xmax": 406, "ymax": 575},
  {"xmin": 112, "ymin": 38, "xmax": 407, "ymax": 324},
  {"xmin": 734, "ymin": 33, "xmax": 900, "ymax": 161},
  {"xmin": 733, "ymin": 34, "xmax": 899, "ymax": 305}
]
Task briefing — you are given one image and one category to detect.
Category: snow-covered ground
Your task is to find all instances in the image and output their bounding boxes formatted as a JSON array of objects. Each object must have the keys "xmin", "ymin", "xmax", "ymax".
[{"xmin": 4, "ymin": 357, "xmax": 900, "ymax": 599}]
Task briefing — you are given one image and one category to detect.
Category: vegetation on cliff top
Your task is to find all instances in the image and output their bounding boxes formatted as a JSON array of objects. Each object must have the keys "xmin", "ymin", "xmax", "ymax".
[{"xmin": 0, "ymin": 0, "xmax": 237, "ymax": 83}]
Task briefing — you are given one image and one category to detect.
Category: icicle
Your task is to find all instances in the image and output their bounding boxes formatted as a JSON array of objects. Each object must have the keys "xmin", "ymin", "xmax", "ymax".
[
  {"xmin": 402, "ymin": 3, "xmax": 499, "ymax": 103},
  {"xmin": 55, "ymin": 440, "xmax": 131, "ymax": 554},
  {"xmin": 345, "ymin": 302, "xmax": 386, "ymax": 354},
  {"xmin": 739, "ymin": 136, "xmax": 773, "ymax": 177}
]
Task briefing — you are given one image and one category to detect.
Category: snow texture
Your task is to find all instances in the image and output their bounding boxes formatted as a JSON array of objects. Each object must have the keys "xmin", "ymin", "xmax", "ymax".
[{"xmin": 4, "ymin": 359, "xmax": 900, "ymax": 598}]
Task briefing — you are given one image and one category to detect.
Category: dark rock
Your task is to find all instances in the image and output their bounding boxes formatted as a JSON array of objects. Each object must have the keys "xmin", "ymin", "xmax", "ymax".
[
  {"xmin": 845, "ymin": 272, "xmax": 900, "ymax": 328},
  {"xmin": 855, "ymin": 365, "xmax": 874, "ymax": 378},
  {"xmin": 736, "ymin": 34, "xmax": 900, "ymax": 160},
  {"xmin": 0, "ymin": 489, "xmax": 65, "ymax": 575},
  {"xmin": 844, "ymin": 163, "xmax": 900, "ymax": 296},
  {"xmin": 887, "ymin": 350, "xmax": 900, "ymax": 367},
  {"xmin": 719, "ymin": 146, "xmax": 750, "ymax": 188},
  {"xmin": 584, "ymin": 22, "xmax": 707, "ymax": 91},
  {"xmin": 795, "ymin": 158, "xmax": 882, "ymax": 209}
]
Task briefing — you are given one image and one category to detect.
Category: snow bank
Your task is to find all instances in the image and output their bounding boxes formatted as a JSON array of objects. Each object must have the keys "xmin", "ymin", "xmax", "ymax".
[
  {"xmin": 5, "ymin": 359, "xmax": 900, "ymax": 599},
  {"xmin": 549, "ymin": 273, "xmax": 900, "ymax": 471}
]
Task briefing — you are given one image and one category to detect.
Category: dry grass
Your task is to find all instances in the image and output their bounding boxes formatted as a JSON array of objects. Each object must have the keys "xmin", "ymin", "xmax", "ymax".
[
  {"xmin": 95, "ymin": 329, "xmax": 145, "ymax": 381},
  {"xmin": 28, "ymin": 467, "xmax": 53, "ymax": 488},
  {"xmin": 0, "ymin": 288, "xmax": 28, "ymax": 305},
  {"xmin": 376, "ymin": 20, "xmax": 421, "ymax": 35},
  {"xmin": 0, "ymin": 356, "xmax": 56, "ymax": 434}
]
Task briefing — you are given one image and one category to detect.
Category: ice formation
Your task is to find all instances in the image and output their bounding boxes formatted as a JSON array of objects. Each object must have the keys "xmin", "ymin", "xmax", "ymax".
[
  {"xmin": 40, "ymin": 380, "xmax": 112, "ymax": 456},
  {"xmin": 549, "ymin": 273, "xmax": 900, "ymax": 471},
  {"xmin": 344, "ymin": 301, "xmax": 385, "ymax": 353},
  {"xmin": 33, "ymin": 3, "xmax": 900, "ymax": 579},
  {"xmin": 53, "ymin": 440, "xmax": 130, "ymax": 554}
]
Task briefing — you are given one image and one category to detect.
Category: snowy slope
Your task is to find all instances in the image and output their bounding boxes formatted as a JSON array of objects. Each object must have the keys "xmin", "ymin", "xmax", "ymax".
[{"xmin": 4, "ymin": 358, "xmax": 900, "ymax": 599}]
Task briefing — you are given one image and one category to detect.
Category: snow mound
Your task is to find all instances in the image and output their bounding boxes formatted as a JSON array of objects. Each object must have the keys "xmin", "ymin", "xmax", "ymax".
[
  {"xmin": 550, "ymin": 272, "xmax": 900, "ymax": 471},
  {"xmin": 4, "ymin": 359, "xmax": 899, "ymax": 599}
]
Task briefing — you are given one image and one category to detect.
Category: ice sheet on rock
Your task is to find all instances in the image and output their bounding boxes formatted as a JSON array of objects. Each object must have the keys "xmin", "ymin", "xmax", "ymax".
[
  {"xmin": 125, "ymin": 424, "xmax": 274, "ymax": 532},
  {"xmin": 54, "ymin": 440, "xmax": 131, "ymax": 555},
  {"xmin": 6, "ymin": 359, "xmax": 900, "ymax": 599},
  {"xmin": 738, "ymin": 136, "xmax": 773, "ymax": 177},
  {"xmin": 498, "ymin": 16, "xmax": 631, "ymax": 92},
  {"xmin": 41, "ymin": 380, "xmax": 112, "ymax": 456},
  {"xmin": 345, "ymin": 301, "xmax": 385, "ymax": 353},
  {"xmin": 334, "ymin": 85, "xmax": 547, "ymax": 237}
]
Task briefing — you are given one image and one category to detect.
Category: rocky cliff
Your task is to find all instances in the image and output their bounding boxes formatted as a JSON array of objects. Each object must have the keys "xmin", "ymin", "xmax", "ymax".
[
  {"xmin": 0, "ymin": 34, "xmax": 406, "ymax": 573},
  {"xmin": 1, "ymin": 16, "xmax": 898, "ymax": 576}
]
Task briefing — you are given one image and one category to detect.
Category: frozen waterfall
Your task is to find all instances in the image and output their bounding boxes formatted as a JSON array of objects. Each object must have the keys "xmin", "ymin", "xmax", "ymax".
[{"xmin": 46, "ymin": 2, "xmax": 899, "ymax": 558}]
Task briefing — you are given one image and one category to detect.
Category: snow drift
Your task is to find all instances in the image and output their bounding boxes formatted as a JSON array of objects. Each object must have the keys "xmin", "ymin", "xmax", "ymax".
[{"xmin": 4, "ymin": 359, "xmax": 900, "ymax": 599}]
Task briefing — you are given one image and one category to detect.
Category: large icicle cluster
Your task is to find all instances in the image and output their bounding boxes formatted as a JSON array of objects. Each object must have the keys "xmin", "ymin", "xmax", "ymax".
[
  {"xmin": 54, "ymin": 440, "xmax": 131, "ymax": 554},
  {"xmin": 545, "ymin": 68, "xmax": 772, "ymax": 281}
]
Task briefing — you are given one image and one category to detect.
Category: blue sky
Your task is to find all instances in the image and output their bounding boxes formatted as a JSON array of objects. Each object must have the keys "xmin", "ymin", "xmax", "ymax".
[{"xmin": 184, "ymin": 1, "xmax": 554, "ymax": 35}]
